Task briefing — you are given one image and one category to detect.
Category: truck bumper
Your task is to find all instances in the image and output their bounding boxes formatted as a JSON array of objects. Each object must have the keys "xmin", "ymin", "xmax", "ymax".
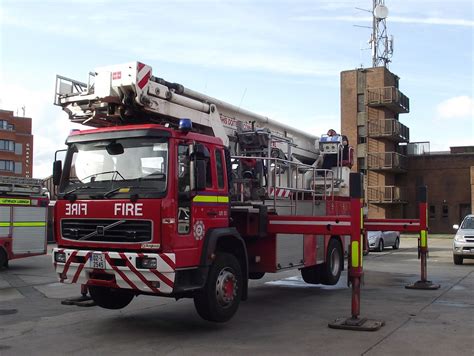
[{"xmin": 53, "ymin": 248, "xmax": 176, "ymax": 294}]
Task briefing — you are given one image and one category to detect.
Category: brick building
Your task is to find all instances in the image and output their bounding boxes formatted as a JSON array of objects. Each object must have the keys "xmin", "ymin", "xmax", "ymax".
[
  {"xmin": 341, "ymin": 66, "xmax": 410, "ymax": 219},
  {"xmin": 340, "ymin": 67, "xmax": 473, "ymax": 232},
  {"xmin": 0, "ymin": 110, "xmax": 33, "ymax": 178},
  {"xmin": 402, "ymin": 147, "xmax": 474, "ymax": 233}
]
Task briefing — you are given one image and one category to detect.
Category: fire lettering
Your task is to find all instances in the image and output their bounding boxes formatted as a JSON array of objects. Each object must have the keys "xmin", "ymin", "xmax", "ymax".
[
  {"xmin": 65, "ymin": 203, "xmax": 87, "ymax": 216},
  {"xmin": 114, "ymin": 203, "xmax": 143, "ymax": 216}
]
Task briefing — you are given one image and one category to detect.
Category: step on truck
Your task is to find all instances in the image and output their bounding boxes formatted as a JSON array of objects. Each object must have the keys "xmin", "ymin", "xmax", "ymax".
[
  {"xmin": 52, "ymin": 61, "xmax": 365, "ymax": 322},
  {"xmin": 0, "ymin": 176, "xmax": 49, "ymax": 268}
]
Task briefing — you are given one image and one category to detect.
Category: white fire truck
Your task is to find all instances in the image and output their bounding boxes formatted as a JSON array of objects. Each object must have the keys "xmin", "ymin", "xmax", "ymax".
[
  {"xmin": 51, "ymin": 62, "xmax": 424, "ymax": 325},
  {"xmin": 0, "ymin": 176, "xmax": 49, "ymax": 267}
]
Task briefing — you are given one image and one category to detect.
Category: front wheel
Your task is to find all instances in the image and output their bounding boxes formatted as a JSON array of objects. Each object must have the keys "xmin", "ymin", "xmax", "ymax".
[
  {"xmin": 453, "ymin": 254, "xmax": 463, "ymax": 265},
  {"xmin": 194, "ymin": 252, "xmax": 243, "ymax": 322},
  {"xmin": 88, "ymin": 286, "xmax": 134, "ymax": 309},
  {"xmin": 0, "ymin": 249, "xmax": 8, "ymax": 269},
  {"xmin": 376, "ymin": 239, "xmax": 384, "ymax": 252},
  {"xmin": 321, "ymin": 239, "xmax": 343, "ymax": 285}
]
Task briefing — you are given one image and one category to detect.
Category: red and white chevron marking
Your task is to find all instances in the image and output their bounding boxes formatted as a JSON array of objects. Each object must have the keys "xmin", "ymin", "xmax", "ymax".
[
  {"xmin": 136, "ymin": 62, "xmax": 151, "ymax": 90},
  {"xmin": 53, "ymin": 248, "xmax": 175, "ymax": 294},
  {"xmin": 268, "ymin": 187, "xmax": 292, "ymax": 199}
]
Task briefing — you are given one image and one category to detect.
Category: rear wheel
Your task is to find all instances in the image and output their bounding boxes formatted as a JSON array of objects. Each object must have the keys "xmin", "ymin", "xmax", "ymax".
[
  {"xmin": 88, "ymin": 286, "xmax": 134, "ymax": 309},
  {"xmin": 376, "ymin": 239, "xmax": 384, "ymax": 252},
  {"xmin": 321, "ymin": 239, "xmax": 343, "ymax": 285},
  {"xmin": 249, "ymin": 272, "xmax": 265, "ymax": 280},
  {"xmin": 392, "ymin": 237, "xmax": 400, "ymax": 250},
  {"xmin": 0, "ymin": 249, "xmax": 8, "ymax": 269},
  {"xmin": 453, "ymin": 254, "xmax": 463, "ymax": 265},
  {"xmin": 194, "ymin": 252, "xmax": 243, "ymax": 322},
  {"xmin": 300, "ymin": 264, "xmax": 322, "ymax": 284}
]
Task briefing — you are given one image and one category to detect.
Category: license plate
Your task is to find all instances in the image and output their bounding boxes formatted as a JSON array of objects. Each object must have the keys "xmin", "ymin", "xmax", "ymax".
[{"xmin": 90, "ymin": 253, "xmax": 106, "ymax": 269}]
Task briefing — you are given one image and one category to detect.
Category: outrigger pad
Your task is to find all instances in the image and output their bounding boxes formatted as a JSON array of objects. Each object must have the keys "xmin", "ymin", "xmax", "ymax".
[
  {"xmin": 328, "ymin": 317, "xmax": 385, "ymax": 331},
  {"xmin": 405, "ymin": 280, "xmax": 440, "ymax": 290},
  {"xmin": 61, "ymin": 295, "xmax": 96, "ymax": 307}
]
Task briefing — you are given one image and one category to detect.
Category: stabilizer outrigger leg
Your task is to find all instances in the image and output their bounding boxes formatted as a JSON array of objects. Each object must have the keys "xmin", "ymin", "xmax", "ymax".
[
  {"xmin": 405, "ymin": 187, "xmax": 440, "ymax": 291},
  {"xmin": 61, "ymin": 284, "xmax": 96, "ymax": 307},
  {"xmin": 328, "ymin": 173, "xmax": 384, "ymax": 332}
]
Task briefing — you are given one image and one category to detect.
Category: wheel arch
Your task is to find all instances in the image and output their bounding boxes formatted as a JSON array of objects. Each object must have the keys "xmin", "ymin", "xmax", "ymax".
[{"xmin": 201, "ymin": 227, "xmax": 249, "ymax": 300}]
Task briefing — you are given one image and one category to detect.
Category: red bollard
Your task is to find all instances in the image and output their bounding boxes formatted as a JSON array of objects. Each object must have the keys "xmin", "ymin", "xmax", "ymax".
[
  {"xmin": 329, "ymin": 173, "xmax": 384, "ymax": 331},
  {"xmin": 406, "ymin": 186, "xmax": 440, "ymax": 290}
]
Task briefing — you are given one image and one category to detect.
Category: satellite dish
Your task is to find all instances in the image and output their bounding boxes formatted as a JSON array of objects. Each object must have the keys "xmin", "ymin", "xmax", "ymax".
[{"xmin": 374, "ymin": 4, "xmax": 389, "ymax": 19}]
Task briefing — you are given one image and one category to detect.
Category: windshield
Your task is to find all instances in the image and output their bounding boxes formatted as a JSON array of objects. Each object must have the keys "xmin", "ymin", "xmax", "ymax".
[
  {"xmin": 60, "ymin": 137, "xmax": 168, "ymax": 198},
  {"xmin": 461, "ymin": 217, "xmax": 474, "ymax": 229}
]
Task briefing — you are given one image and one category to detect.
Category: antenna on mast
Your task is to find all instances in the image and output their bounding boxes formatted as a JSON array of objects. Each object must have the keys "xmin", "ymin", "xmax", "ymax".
[{"xmin": 370, "ymin": 0, "xmax": 394, "ymax": 67}]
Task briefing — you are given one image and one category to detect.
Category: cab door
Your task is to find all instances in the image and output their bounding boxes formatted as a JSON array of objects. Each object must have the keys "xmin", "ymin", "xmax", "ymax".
[
  {"xmin": 189, "ymin": 144, "xmax": 229, "ymax": 242},
  {"xmin": 174, "ymin": 143, "xmax": 229, "ymax": 263}
]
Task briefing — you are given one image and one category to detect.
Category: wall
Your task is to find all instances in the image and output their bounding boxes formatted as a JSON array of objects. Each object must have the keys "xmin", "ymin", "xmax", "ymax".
[{"xmin": 402, "ymin": 153, "xmax": 474, "ymax": 233}]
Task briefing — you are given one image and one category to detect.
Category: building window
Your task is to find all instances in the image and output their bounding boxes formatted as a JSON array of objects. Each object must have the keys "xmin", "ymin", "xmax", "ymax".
[
  {"xmin": 0, "ymin": 139, "xmax": 15, "ymax": 152},
  {"xmin": 358, "ymin": 136, "xmax": 367, "ymax": 144},
  {"xmin": 429, "ymin": 205, "xmax": 436, "ymax": 219},
  {"xmin": 0, "ymin": 160, "xmax": 14, "ymax": 172},
  {"xmin": 0, "ymin": 120, "xmax": 14, "ymax": 131},
  {"xmin": 442, "ymin": 204, "xmax": 449, "ymax": 218}
]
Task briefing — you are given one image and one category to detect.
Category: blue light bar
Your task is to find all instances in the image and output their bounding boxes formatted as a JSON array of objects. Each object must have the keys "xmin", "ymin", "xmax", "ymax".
[{"xmin": 179, "ymin": 118, "xmax": 192, "ymax": 133}]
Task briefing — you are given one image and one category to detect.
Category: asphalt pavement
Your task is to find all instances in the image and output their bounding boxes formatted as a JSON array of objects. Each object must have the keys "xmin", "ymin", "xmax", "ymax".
[{"xmin": 0, "ymin": 237, "xmax": 473, "ymax": 355}]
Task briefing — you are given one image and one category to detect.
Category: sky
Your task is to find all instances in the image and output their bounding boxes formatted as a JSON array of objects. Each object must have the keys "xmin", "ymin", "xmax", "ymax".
[{"xmin": 0, "ymin": 0, "xmax": 472, "ymax": 179}]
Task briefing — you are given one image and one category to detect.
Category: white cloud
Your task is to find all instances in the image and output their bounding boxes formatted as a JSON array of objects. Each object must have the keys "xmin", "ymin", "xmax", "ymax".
[
  {"xmin": 436, "ymin": 96, "xmax": 474, "ymax": 120},
  {"xmin": 1, "ymin": 4, "xmax": 351, "ymax": 78},
  {"xmin": 0, "ymin": 82, "xmax": 76, "ymax": 179},
  {"xmin": 292, "ymin": 15, "xmax": 474, "ymax": 27}
]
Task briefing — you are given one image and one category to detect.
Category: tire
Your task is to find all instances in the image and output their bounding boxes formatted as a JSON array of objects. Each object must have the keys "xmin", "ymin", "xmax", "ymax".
[
  {"xmin": 376, "ymin": 239, "xmax": 384, "ymax": 252},
  {"xmin": 194, "ymin": 252, "xmax": 243, "ymax": 322},
  {"xmin": 249, "ymin": 272, "xmax": 265, "ymax": 280},
  {"xmin": 88, "ymin": 286, "xmax": 134, "ymax": 310},
  {"xmin": 321, "ymin": 239, "xmax": 343, "ymax": 285},
  {"xmin": 0, "ymin": 249, "xmax": 8, "ymax": 269},
  {"xmin": 392, "ymin": 237, "xmax": 400, "ymax": 250},
  {"xmin": 453, "ymin": 254, "xmax": 463, "ymax": 265},
  {"xmin": 300, "ymin": 265, "xmax": 322, "ymax": 284}
]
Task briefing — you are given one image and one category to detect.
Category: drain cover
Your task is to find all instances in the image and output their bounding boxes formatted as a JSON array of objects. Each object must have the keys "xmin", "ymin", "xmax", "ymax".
[{"xmin": 0, "ymin": 309, "xmax": 18, "ymax": 315}]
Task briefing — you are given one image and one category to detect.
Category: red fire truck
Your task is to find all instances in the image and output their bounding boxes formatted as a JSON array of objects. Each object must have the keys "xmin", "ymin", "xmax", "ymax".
[
  {"xmin": 51, "ymin": 62, "xmax": 426, "ymax": 324},
  {"xmin": 0, "ymin": 176, "xmax": 49, "ymax": 268}
]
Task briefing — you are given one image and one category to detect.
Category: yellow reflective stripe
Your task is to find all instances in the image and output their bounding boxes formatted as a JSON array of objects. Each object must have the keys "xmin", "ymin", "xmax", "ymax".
[
  {"xmin": 193, "ymin": 195, "xmax": 229, "ymax": 203},
  {"xmin": 351, "ymin": 241, "xmax": 359, "ymax": 268},
  {"xmin": 360, "ymin": 206, "xmax": 364, "ymax": 229},
  {"xmin": 12, "ymin": 222, "xmax": 47, "ymax": 227},
  {"xmin": 360, "ymin": 234, "xmax": 364, "ymax": 266},
  {"xmin": 217, "ymin": 196, "xmax": 229, "ymax": 203},
  {"xmin": 420, "ymin": 230, "xmax": 427, "ymax": 248},
  {"xmin": 0, "ymin": 198, "xmax": 31, "ymax": 205},
  {"xmin": 0, "ymin": 222, "xmax": 11, "ymax": 227},
  {"xmin": 193, "ymin": 195, "xmax": 217, "ymax": 203}
]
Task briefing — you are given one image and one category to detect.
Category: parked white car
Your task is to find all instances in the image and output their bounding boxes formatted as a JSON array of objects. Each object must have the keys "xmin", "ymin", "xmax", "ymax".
[
  {"xmin": 453, "ymin": 214, "xmax": 474, "ymax": 265},
  {"xmin": 368, "ymin": 231, "xmax": 400, "ymax": 252}
]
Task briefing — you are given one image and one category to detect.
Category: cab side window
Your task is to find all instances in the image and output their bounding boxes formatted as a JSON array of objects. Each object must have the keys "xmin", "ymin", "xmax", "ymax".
[{"xmin": 215, "ymin": 149, "xmax": 225, "ymax": 189}]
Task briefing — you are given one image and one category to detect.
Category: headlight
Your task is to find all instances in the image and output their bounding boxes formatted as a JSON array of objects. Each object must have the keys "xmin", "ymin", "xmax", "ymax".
[
  {"xmin": 54, "ymin": 252, "xmax": 67, "ymax": 263},
  {"xmin": 454, "ymin": 234, "xmax": 465, "ymax": 242}
]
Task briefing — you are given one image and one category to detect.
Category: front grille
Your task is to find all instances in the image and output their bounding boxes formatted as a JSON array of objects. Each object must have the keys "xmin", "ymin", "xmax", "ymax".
[{"xmin": 61, "ymin": 219, "xmax": 152, "ymax": 243}]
